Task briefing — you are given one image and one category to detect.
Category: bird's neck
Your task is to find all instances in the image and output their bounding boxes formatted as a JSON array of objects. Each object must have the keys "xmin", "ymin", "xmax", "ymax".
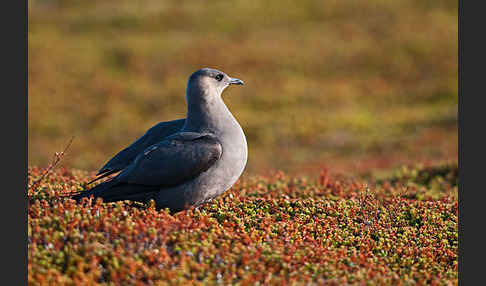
[{"xmin": 183, "ymin": 89, "xmax": 236, "ymax": 134}]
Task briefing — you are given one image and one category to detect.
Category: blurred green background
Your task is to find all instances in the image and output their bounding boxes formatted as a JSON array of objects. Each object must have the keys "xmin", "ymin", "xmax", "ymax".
[{"xmin": 28, "ymin": 0, "xmax": 457, "ymax": 176}]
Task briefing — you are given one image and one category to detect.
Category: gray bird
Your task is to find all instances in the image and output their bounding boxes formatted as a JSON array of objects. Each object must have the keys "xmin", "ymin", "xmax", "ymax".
[{"xmin": 72, "ymin": 68, "xmax": 247, "ymax": 213}]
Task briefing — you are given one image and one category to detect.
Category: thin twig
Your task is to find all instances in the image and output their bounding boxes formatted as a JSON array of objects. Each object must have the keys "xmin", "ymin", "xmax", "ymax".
[{"xmin": 28, "ymin": 136, "xmax": 75, "ymax": 191}]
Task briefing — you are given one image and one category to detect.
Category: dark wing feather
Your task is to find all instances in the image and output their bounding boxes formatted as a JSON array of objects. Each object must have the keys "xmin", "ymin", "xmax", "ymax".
[
  {"xmin": 90, "ymin": 119, "xmax": 186, "ymax": 184},
  {"xmin": 86, "ymin": 169, "xmax": 117, "ymax": 185},
  {"xmin": 117, "ymin": 132, "xmax": 222, "ymax": 187}
]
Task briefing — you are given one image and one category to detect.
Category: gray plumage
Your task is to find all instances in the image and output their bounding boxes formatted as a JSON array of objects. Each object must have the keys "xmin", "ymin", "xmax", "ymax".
[{"xmin": 73, "ymin": 68, "xmax": 247, "ymax": 213}]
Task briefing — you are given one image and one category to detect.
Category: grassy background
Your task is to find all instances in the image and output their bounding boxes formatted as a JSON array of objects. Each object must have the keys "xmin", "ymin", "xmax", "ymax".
[{"xmin": 28, "ymin": 0, "xmax": 458, "ymax": 176}]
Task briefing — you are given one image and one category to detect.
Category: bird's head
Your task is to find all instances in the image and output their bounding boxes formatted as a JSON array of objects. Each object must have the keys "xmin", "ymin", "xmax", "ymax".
[{"xmin": 187, "ymin": 68, "xmax": 244, "ymax": 100}]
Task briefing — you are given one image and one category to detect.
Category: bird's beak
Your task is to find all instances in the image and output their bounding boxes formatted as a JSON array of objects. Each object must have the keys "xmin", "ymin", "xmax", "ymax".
[{"xmin": 229, "ymin": 77, "xmax": 244, "ymax": 85}]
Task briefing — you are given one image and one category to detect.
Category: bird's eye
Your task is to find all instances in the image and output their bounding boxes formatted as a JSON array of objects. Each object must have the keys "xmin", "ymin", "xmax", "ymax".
[{"xmin": 215, "ymin": 74, "xmax": 223, "ymax": 81}]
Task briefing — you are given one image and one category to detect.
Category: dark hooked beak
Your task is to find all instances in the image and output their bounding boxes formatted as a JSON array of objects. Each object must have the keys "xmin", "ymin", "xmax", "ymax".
[{"xmin": 229, "ymin": 77, "xmax": 244, "ymax": 85}]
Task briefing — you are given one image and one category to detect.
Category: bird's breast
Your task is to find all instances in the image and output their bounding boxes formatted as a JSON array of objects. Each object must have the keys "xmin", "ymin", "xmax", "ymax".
[
  {"xmin": 219, "ymin": 124, "xmax": 247, "ymax": 183},
  {"xmin": 198, "ymin": 120, "xmax": 247, "ymax": 200}
]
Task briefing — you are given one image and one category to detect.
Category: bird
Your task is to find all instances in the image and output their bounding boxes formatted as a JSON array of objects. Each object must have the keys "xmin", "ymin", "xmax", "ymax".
[{"xmin": 72, "ymin": 68, "xmax": 247, "ymax": 213}]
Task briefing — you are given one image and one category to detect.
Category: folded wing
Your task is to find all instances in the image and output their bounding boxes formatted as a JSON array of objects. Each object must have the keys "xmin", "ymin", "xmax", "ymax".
[
  {"xmin": 72, "ymin": 132, "xmax": 222, "ymax": 203},
  {"xmin": 117, "ymin": 132, "xmax": 222, "ymax": 187},
  {"xmin": 88, "ymin": 119, "xmax": 186, "ymax": 184}
]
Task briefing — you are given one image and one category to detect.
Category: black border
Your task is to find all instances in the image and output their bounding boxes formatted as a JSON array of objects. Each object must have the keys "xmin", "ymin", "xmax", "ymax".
[
  {"xmin": 4, "ymin": 0, "xmax": 28, "ymax": 284},
  {"xmin": 458, "ymin": 0, "xmax": 463, "ymax": 283},
  {"xmin": 458, "ymin": 0, "xmax": 484, "ymax": 285}
]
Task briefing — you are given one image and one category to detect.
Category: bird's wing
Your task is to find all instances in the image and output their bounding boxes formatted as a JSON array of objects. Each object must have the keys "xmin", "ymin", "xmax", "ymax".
[
  {"xmin": 114, "ymin": 132, "xmax": 222, "ymax": 187},
  {"xmin": 90, "ymin": 119, "xmax": 186, "ymax": 183},
  {"xmin": 72, "ymin": 132, "xmax": 220, "ymax": 205}
]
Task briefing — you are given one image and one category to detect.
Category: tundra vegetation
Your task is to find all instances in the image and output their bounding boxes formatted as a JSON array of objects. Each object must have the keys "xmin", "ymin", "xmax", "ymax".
[{"xmin": 28, "ymin": 163, "xmax": 457, "ymax": 285}]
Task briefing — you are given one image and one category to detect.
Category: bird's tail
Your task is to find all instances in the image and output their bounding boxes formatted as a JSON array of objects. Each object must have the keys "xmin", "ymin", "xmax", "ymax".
[
  {"xmin": 69, "ymin": 179, "xmax": 117, "ymax": 202},
  {"xmin": 69, "ymin": 180, "xmax": 159, "ymax": 204}
]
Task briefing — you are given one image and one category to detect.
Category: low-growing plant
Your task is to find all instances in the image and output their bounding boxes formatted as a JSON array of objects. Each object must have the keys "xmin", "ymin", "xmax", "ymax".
[{"xmin": 28, "ymin": 163, "xmax": 457, "ymax": 285}]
